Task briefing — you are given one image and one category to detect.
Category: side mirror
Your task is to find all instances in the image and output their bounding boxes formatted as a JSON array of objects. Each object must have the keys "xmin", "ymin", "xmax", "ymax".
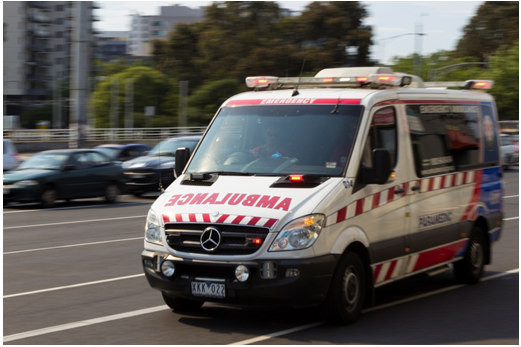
[
  {"xmin": 371, "ymin": 149, "xmax": 392, "ymax": 184},
  {"xmin": 363, "ymin": 149, "xmax": 392, "ymax": 185},
  {"xmin": 174, "ymin": 147, "xmax": 191, "ymax": 178}
]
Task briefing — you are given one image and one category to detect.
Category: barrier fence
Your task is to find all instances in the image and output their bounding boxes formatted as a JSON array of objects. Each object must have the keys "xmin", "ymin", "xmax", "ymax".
[{"xmin": 3, "ymin": 127, "xmax": 207, "ymax": 143}]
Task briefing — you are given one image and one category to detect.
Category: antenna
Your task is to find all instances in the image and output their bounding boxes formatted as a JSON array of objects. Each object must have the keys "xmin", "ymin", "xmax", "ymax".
[{"xmin": 292, "ymin": 59, "xmax": 306, "ymax": 97}]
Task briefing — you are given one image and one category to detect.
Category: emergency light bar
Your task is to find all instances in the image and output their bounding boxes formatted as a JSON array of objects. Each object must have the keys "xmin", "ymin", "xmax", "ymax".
[
  {"xmin": 245, "ymin": 74, "xmax": 414, "ymax": 90},
  {"xmin": 424, "ymin": 80, "xmax": 494, "ymax": 90}
]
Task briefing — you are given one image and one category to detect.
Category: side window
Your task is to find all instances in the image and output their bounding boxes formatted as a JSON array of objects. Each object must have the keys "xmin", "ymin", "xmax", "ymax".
[
  {"xmin": 90, "ymin": 152, "xmax": 111, "ymax": 166},
  {"xmin": 361, "ymin": 107, "xmax": 398, "ymax": 168},
  {"xmin": 407, "ymin": 104, "xmax": 484, "ymax": 178},
  {"xmin": 70, "ymin": 153, "xmax": 91, "ymax": 170},
  {"xmin": 481, "ymin": 105, "xmax": 500, "ymax": 164}
]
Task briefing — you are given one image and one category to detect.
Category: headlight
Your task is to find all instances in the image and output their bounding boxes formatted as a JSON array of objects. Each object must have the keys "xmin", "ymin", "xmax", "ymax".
[
  {"xmin": 269, "ymin": 214, "xmax": 325, "ymax": 251},
  {"xmin": 17, "ymin": 180, "xmax": 39, "ymax": 186},
  {"xmin": 144, "ymin": 209, "xmax": 163, "ymax": 245},
  {"xmin": 159, "ymin": 161, "xmax": 175, "ymax": 169}
]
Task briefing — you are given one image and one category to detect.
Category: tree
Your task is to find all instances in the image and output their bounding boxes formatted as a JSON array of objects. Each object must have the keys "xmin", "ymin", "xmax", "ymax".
[
  {"xmin": 90, "ymin": 66, "xmax": 177, "ymax": 128},
  {"xmin": 455, "ymin": 1, "xmax": 519, "ymax": 61},
  {"xmin": 487, "ymin": 42, "xmax": 519, "ymax": 120}
]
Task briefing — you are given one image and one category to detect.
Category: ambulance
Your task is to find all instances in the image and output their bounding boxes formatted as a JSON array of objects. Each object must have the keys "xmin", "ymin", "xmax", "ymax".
[{"xmin": 141, "ymin": 67, "xmax": 503, "ymax": 324}]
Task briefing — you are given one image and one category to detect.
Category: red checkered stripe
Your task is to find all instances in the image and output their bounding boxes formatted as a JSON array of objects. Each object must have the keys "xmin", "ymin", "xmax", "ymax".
[
  {"xmin": 162, "ymin": 213, "xmax": 278, "ymax": 229},
  {"xmin": 372, "ymin": 239, "xmax": 468, "ymax": 285},
  {"xmin": 326, "ymin": 170, "xmax": 481, "ymax": 227}
]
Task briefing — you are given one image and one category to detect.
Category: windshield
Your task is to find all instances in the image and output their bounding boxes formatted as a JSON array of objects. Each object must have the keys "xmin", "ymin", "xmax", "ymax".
[
  {"xmin": 148, "ymin": 139, "xmax": 199, "ymax": 157},
  {"xmin": 17, "ymin": 152, "xmax": 69, "ymax": 170},
  {"xmin": 187, "ymin": 105, "xmax": 363, "ymax": 177}
]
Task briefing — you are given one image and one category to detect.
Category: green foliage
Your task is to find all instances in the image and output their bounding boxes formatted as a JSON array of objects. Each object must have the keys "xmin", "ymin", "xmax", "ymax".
[
  {"xmin": 487, "ymin": 42, "xmax": 519, "ymax": 120},
  {"xmin": 455, "ymin": 1, "xmax": 519, "ymax": 61},
  {"xmin": 188, "ymin": 79, "xmax": 244, "ymax": 125},
  {"xmin": 90, "ymin": 66, "xmax": 177, "ymax": 128}
]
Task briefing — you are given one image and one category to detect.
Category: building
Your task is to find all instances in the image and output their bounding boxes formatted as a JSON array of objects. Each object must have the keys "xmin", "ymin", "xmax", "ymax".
[
  {"xmin": 97, "ymin": 31, "xmax": 129, "ymax": 62},
  {"xmin": 128, "ymin": 5, "xmax": 204, "ymax": 56},
  {"xmin": 3, "ymin": 1, "xmax": 98, "ymax": 127}
]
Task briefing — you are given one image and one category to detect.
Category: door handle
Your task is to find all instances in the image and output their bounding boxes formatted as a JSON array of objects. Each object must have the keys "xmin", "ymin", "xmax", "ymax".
[{"xmin": 394, "ymin": 187, "xmax": 405, "ymax": 194}]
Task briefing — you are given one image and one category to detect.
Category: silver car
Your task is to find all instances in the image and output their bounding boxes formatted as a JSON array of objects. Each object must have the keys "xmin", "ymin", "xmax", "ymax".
[{"xmin": 3, "ymin": 139, "xmax": 21, "ymax": 171}]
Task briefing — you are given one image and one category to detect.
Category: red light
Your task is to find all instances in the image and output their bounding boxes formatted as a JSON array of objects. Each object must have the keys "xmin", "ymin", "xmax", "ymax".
[
  {"xmin": 474, "ymin": 81, "xmax": 491, "ymax": 89},
  {"xmin": 322, "ymin": 78, "xmax": 334, "ymax": 83},
  {"xmin": 289, "ymin": 175, "xmax": 304, "ymax": 182},
  {"xmin": 257, "ymin": 78, "xmax": 269, "ymax": 85},
  {"xmin": 253, "ymin": 238, "xmax": 262, "ymax": 245},
  {"xmin": 356, "ymin": 77, "xmax": 368, "ymax": 82},
  {"xmin": 377, "ymin": 75, "xmax": 396, "ymax": 82}
]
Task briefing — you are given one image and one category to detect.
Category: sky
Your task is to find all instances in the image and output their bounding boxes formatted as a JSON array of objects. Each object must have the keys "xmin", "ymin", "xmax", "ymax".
[{"xmin": 93, "ymin": 1, "xmax": 484, "ymax": 65}]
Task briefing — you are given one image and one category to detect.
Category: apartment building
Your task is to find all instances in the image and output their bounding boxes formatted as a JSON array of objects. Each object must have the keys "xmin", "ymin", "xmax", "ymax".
[
  {"xmin": 128, "ymin": 5, "xmax": 204, "ymax": 56},
  {"xmin": 3, "ymin": 1, "xmax": 97, "ymax": 123}
]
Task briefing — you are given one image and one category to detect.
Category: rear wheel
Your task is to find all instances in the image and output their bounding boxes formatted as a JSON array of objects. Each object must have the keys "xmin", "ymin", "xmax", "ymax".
[
  {"xmin": 323, "ymin": 252, "xmax": 366, "ymax": 325},
  {"xmin": 454, "ymin": 227, "xmax": 486, "ymax": 284},
  {"xmin": 105, "ymin": 183, "xmax": 120, "ymax": 203},
  {"xmin": 41, "ymin": 187, "xmax": 57, "ymax": 208},
  {"xmin": 162, "ymin": 292, "xmax": 204, "ymax": 312}
]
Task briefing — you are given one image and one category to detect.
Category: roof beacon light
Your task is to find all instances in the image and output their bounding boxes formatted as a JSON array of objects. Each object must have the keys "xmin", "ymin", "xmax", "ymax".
[
  {"xmin": 356, "ymin": 76, "xmax": 369, "ymax": 82},
  {"xmin": 245, "ymin": 76, "xmax": 278, "ymax": 88},
  {"xmin": 469, "ymin": 80, "xmax": 494, "ymax": 90},
  {"xmin": 289, "ymin": 175, "xmax": 304, "ymax": 182}
]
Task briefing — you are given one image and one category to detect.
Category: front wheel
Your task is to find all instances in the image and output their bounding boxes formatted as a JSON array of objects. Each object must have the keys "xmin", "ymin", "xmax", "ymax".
[
  {"xmin": 323, "ymin": 252, "xmax": 366, "ymax": 325},
  {"xmin": 454, "ymin": 227, "xmax": 486, "ymax": 284},
  {"xmin": 162, "ymin": 292, "xmax": 204, "ymax": 312},
  {"xmin": 41, "ymin": 187, "xmax": 57, "ymax": 208}
]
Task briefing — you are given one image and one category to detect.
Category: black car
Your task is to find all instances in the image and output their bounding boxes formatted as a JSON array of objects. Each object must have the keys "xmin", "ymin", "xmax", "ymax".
[
  {"xmin": 122, "ymin": 136, "xmax": 201, "ymax": 197},
  {"xmin": 3, "ymin": 149, "xmax": 125, "ymax": 207},
  {"xmin": 94, "ymin": 144, "xmax": 152, "ymax": 163}
]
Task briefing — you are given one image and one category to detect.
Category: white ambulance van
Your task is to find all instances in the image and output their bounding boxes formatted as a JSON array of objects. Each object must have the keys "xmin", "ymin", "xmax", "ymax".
[{"xmin": 142, "ymin": 67, "xmax": 503, "ymax": 324}]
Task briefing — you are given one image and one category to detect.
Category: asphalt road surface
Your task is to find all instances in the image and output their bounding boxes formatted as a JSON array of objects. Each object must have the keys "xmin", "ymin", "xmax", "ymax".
[{"xmin": 3, "ymin": 169, "xmax": 519, "ymax": 345}]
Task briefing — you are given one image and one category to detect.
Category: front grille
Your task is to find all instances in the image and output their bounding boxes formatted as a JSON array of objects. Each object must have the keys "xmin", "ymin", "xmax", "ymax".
[{"xmin": 165, "ymin": 223, "xmax": 269, "ymax": 255}]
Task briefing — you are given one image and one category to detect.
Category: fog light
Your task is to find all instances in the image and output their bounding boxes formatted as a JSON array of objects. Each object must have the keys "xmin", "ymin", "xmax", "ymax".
[
  {"xmin": 143, "ymin": 258, "xmax": 154, "ymax": 269},
  {"xmin": 235, "ymin": 265, "xmax": 249, "ymax": 282},
  {"xmin": 285, "ymin": 268, "xmax": 300, "ymax": 278},
  {"xmin": 161, "ymin": 260, "xmax": 175, "ymax": 277}
]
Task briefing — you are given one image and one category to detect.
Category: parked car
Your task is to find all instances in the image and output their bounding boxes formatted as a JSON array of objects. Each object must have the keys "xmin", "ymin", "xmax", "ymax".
[
  {"xmin": 122, "ymin": 135, "xmax": 201, "ymax": 197},
  {"xmin": 500, "ymin": 134, "xmax": 517, "ymax": 169},
  {"xmin": 94, "ymin": 144, "xmax": 152, "ymax": 163},
  {"xmin": 3, "ymin": 149, "xmax": 125, "ymax": 207},
  {"xmin": 3, "ymin": 139, "xmax": 21, "ymax": 171}
]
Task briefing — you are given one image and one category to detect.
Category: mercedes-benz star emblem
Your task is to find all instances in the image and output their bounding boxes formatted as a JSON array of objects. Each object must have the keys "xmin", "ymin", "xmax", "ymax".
[{"xmin": 200, "ymin": 227, "xmax": 222, "ymax": 251}]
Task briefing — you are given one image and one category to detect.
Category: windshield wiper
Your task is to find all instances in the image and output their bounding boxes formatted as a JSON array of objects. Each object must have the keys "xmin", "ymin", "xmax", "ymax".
[{"xmin": 203, "ymin": 171, "xmax": 253, "ymax": 176}]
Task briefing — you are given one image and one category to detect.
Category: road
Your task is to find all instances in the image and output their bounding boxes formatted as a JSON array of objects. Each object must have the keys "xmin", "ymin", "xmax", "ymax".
[{"xmin": 3, "ymin": 169, "xmax": 519, "ymax": 344}]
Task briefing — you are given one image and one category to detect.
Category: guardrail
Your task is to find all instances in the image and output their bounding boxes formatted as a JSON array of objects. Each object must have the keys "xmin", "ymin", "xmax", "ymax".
[{"xmin": 3, "ymin": 127, "xmax": 207, "ymax": 143}]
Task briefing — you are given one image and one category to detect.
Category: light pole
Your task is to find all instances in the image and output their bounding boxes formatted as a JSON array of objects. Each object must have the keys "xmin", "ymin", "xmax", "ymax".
[{"xmin": 378, "ymin": 32, "xmax": 426, "ymax": 66}]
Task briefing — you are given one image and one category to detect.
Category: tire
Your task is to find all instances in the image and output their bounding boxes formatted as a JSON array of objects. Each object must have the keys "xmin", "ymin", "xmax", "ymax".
[
  {"xmin": 105, "ymin": 183, "xmax": 120, "ymax": 203},
  {"xmin": 132, "ymin": 190, "xmax": 143, "ymax": 197},
  {"xmin": 323, "ymin": 252, "xmax": 366, "ymax": 325},
  {"xmin": 454, "ymin": 227, "xmax": 486, "ymax": 284},
  {"xmin": 161, "ymin": 292, "xmax": 204, "ymax": 312},
  {"xmin": 41, "ymin": 187, "xmax": 57, "ymax": 208}
]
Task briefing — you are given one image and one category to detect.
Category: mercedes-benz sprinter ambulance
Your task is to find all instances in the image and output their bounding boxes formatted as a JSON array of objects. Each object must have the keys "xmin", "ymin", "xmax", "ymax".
[{"xmin": 141, "ymin": 67, "xmax": 503, "ymax": 324}]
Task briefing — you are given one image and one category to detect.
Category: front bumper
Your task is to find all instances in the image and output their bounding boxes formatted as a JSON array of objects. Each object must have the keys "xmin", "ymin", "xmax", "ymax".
[
  {"xmin": 142, "ymin": 250, "xmax": 338, "ymax": 306},
  {"xmin": 124, "ymin": 169, "xmax": 174, "ymax": 192},
  {"xmin": 3, "ymin": 185, "xmax": 40, "ymax": 204}
]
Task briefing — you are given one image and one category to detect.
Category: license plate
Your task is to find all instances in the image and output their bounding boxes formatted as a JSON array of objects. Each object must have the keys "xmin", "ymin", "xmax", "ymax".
[{"xmin": 191, "ymin": 281, "xmax": 225, "ymax": 298}]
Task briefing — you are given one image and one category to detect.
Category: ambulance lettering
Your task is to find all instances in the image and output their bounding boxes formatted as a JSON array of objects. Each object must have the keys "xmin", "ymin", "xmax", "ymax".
[
  {"xmin": 418, "ymin": 211, "xmax": 453, "ymax": 229},
  {"xmin": 165, "ymin": 193, "xmax": 292, "ymax": 211}
]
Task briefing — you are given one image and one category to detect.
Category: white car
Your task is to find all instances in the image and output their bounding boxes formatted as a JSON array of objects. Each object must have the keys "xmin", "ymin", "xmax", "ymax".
[
  {"xmin": 500, "ymin": 134, "xmax": 517, "ymax": 169},
  {"xmin": 3, "ymin": 139, "xmax": 21, "ymax": 171}
]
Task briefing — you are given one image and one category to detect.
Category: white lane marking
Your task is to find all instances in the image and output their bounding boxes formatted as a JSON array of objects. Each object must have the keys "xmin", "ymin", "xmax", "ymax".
[
  {"xmin": 3, "ymin": 274, "xmax": 145, "ymax": 299},
  {"xmin": 2, "ymin": 201, "xmax": 144, "ymax": 214},
  {"xmin": 228, "ymin": 322, "xmax": 325, "ymax": 345},
  {"xmin": 3, "ymin": 269, "xmax": 518, "ymax": 343},
  {"xmin": 3, "ymin": 215, "xmax": 146, "ymax": 230},
  {"xmin": 504, "ymin": 216, "xmax": 519, "ymax": 221},
  {"xmin": 503, "ymin": 195, "xmax": 519, "ymax": 198},
  {"xmin": 4, "ymin": 237, "xmax": 144, "ymax": 255},
  {"xmin": 3, "ymin": 305, "xmax": 169, "ymax": 343}
]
